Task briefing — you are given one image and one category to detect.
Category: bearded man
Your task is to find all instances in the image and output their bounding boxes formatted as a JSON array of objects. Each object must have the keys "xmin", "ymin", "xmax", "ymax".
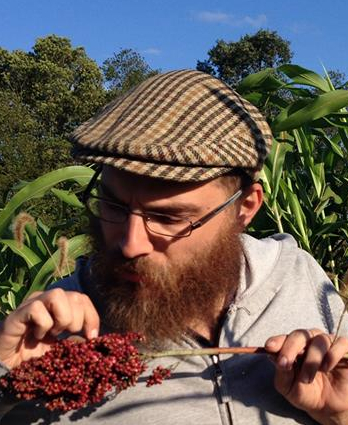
[{"xmin": 1, "ymin": 70, "xmax": 348, "ymax": 425}]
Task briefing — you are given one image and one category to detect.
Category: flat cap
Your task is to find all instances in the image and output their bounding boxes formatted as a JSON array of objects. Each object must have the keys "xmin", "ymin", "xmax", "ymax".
[{"xmin": 71, "ymin": 69, "xmax": 273, "ymax": 181}]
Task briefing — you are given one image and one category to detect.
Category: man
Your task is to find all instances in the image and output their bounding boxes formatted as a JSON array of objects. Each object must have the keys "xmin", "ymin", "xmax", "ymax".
[{"xmin": 1, "ymin": 69, "xmax": 348, "ymax": 424}]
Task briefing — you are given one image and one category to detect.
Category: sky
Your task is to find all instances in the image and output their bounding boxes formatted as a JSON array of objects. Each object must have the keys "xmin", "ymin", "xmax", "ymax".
[{"xmin": 1, "ymin": 0, "xmax": 348, "ymax": 78}]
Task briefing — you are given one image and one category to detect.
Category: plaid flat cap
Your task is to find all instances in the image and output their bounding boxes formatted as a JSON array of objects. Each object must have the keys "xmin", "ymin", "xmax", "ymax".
[{"xmin": 71, "ymin": 69, "xmax": 273, "ymax": 182}]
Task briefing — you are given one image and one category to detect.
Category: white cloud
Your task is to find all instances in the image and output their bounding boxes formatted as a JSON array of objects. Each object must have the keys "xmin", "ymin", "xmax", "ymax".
[
  {"xmin": 143, "ymin": 47, "xmax": 161, "ymax": 55},
  {"xmin": 194, "ymin": 11, "xmax": 267, "ymax": 28},
  {"xmin": 195, "ymin": 11, "xmax": 230, "ymax": 23},
  {"xmin": 243, "ymin": 14, "xmax": 267, "ymax": 28},
  {"xmin": 289, "ymin": 22, "xmax": 320, "ymax": 36}
]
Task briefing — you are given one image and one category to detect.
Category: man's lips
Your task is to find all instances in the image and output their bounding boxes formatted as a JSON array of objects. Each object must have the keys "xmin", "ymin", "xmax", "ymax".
[{"xmin": 119, "ymin": 271, "xmax": 141, "ymax": 283}]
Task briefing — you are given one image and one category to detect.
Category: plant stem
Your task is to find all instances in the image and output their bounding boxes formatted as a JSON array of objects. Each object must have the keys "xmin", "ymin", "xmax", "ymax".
[
  {"xmin": 145, "ymin": 346, "xmax": 348, "ymax": 363},
  {"xmin": 145, "ymin": 346, "xmax": 267, "ymax": 358}
]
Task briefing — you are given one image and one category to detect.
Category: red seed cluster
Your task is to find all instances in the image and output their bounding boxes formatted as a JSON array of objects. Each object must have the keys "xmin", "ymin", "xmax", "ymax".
[
  {"xmin": 146, "ymin": 365, "xmax": 172, "ymax": 387},
  {"xmin": 0, "ymin": 333, "xmax": 155, "ymax": 412}
]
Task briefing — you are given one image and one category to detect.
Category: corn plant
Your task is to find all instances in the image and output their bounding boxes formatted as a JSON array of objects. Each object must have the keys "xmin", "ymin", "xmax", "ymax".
[
  {"xmin": 0, "ymin": 166, "xmax": 94, "ymax": 319},
  {"xmin": 237, "ymin": 64, "xmax": 348, "ymax": 288}
]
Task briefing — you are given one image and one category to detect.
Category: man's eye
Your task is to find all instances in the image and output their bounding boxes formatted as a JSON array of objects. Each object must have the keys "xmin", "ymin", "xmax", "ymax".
[{"xmin": 150, "ymin": 214, "xmax": 183, "ymax": 225}]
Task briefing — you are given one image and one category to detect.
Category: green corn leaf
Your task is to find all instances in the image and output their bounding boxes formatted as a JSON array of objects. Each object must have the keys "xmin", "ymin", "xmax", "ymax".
[
  {"xmin": 280, "ymin": 212, "xmax": 303, "ymax": 239},
  {"xmin": 314, "ymin": 199, "xmax": 331, "ymax": 217},
  {"xmin": 322, "ymin": 117, "xmax": 348, "ymax": 129},
  {"xmin": 340, "ymin": 228, "xmax": 348, "ymax": 240},
  {"xmin": 327, "ymin": 111, "xmax": 348, "ymax": 117},
  {"xmin": 271, "ymin": 99, "xmax": 311, "ymax": 130},
  {"xmin": 281, "ymin": 86, "xmax": 314, "ymax": 98},
  {"xmin": 323, "ymin": 213, "xmax": 338, "ymax": 224},
  {"xmin": 322, "ymin": 185, "xmax": 342, "ymax": 204},
  {"xmin": 312, "ymin": 129, "xmax": 345, "ymax": 158},
  {"xmin": 28, "ymin": 220, "xmax": 58, "ymax": 258},
  {"xmin": 272, "ymin": 90, "xmax": 348, "ymax": 132},
  {"xmin": 25, "ymin": 234, "xmax": 91, "ymax": 297},
  {"xmin": 259, "ymin": 167, "xmax": 272, "ymax": 195},
  {"xmin": 6, "ymin": 291, "xmax": 16, "ymax": 310},
  {"xmin": 269, "ymin": 139, "xmax": 292, "ymax": 203},
  {"xmin": 268, "ymin": 94, "xmax": 289, "ymax": 109},
  {"xmin": 237, "ymin": 68, "xmax": 283, "ymax": 93},
  {"xmin": 278, "ymin": 64, "xmax": 331, "ymax": 93},
  {"xmin": 0, "ymin": 239, "xmax": 42, "ymax": 268},
  {"xmin": 0, "ymin": 166, "xmax": 94, "ymax": 236},
  {"xmin": 291, "ymin": 172, "xmax": 314, "ymax": 211},
  {"xmin": 242, "ymin": 92, "xmax": 263, "ymax": 105},
  {"xmin": 311, "ymin": 221, "xmax": 347, "ymax": 238},
  {"xmin": 51, "ymin": 188, "xmax": 84, "ymax": 208},
  {"xmin": 311, "ymin": 112, "xmax": 348, "ymax": 129},
  {"xmin": 310, "ymin": 163, "xmax": 325, "ymax": 198},
  {"xmin": 279, "ymin": 182, "xmax": 310, "ymax": 249}
]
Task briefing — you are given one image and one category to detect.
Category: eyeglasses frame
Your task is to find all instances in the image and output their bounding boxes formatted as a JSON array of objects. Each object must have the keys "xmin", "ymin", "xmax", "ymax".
[{"xmin": 82, "ymin": 166, "xmax": 243, "ymax": 238}]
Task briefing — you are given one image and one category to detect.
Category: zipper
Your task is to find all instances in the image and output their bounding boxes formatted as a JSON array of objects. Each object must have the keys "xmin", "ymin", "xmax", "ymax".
[
  {"xmin": 211, "ymin": 354, "xmax": 233, "ymax": 425},
  {"xmin": 211, "ymin": 354, "xmax": 224, "ymax": 403}
]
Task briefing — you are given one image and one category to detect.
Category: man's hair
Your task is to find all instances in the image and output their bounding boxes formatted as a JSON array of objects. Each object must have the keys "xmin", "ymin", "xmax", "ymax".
[{"xmin": 217, "ymin": 168, "xmax": 254, "ymax": 195}]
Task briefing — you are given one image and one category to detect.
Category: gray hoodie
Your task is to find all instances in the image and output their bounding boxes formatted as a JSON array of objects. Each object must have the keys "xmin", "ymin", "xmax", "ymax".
[{"xmin": 0, "ymin": 233, "xmax": 346, "ymax": 425}]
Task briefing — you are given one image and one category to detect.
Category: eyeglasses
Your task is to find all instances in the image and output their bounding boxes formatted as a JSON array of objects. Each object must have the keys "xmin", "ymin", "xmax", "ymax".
[{"xmin": 83, "ymin": 169, "xmax": 243, "ymax": 238}]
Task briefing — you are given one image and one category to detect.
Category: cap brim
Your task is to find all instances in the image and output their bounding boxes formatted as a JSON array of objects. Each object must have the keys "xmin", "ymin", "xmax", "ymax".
[{"xmin": 75, "ymin": 153, "xmax": 233, "ymax": 182}]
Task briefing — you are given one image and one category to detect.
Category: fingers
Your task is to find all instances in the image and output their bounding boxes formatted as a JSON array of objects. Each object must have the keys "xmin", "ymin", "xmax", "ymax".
[
  {"xmin": 297, "ymin": 332, "xmax": 332, "ymax": 383},
  {"xmin": 265, "ymin": 329, "xmax": 348, "ymax": 384},
  {"xmin": 3, "ymin": 289, "xmax": 100, "ymax": 342},
  {"xmin": 321, "ymin": 336, "xmax": 348, "ymax": 373},
  {"xmin": 266, "ymin": 329, "xmax": 321, "ymax": 371},
  {"xmin": 64, "ymin": 291, "xmax": 100, "ymax": 339}
]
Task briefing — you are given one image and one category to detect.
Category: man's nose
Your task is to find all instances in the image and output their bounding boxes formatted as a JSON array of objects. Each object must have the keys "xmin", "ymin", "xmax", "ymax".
[{"xmin": 118, "ymin": 213, "xmax": 154, "ymax": 259}]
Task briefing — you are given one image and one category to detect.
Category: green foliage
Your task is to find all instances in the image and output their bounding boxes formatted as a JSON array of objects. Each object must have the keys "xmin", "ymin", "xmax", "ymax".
[
  {"xmin": 0, "ymin": 35, "xmax": 105, "ymax": 136},
  {"xmin": 0, "ymin": 35, "xmax": 106, "ymax": 205},
  {"xmin": 102, "ymin": 48, "xmax": 159, "ymax": 99},
  {"xmin": 0, "ymin": 38, "xmax": 158, "ymax": 317},
  {"xmin": 0, "ymin": 166, "xmax": 94, "ymax": 319},
  {"xmin": 0, "ymin": 39, "xmax": 158, "ymax": 208},
  {"xmin": 197, "ymin": 29, "xmax": 293, "ymax": 87},
  {"xmin": 238, "ymin": 64, "xmax": 348, "ymax": 287}
]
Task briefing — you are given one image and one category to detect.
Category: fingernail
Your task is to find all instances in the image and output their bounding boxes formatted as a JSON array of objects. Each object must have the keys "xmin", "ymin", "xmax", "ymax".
[
  {"xmin": 266, "ymin": 339, "xmax": 276, "ymax": 348},
  {"xmin": 278, "ymin": 356, "xmax": 289, "ymax": 369},
  {"xmin": 89, "ymin": 329, "xmax": 98, "ymax": 339}
]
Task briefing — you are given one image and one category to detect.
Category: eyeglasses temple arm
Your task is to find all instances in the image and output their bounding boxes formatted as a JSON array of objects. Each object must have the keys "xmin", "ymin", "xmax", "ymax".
[
  {"xmin": 191, "ymin": 189, "xmax": 243, "ymax": 230},
  {"xmin": 82, "ymin": 166, "xmax": 103, "ymax": 203}
]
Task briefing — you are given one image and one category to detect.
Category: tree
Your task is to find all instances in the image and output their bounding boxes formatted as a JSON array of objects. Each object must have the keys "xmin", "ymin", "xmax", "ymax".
[
  {"xmin": 0, "ymin": 35, "xmax": 106, "ymax": 202},
  {"xmin": 102, "ymin": 48, "xmax": 159, "ymax": 99},
  {"xmin": 0, "ymin": 38, "xmax": 159, "ymax": 210},
  {"xmin": 327, "ymin": 69, "xmax": 347, "ymax": 90},
  {"xmin": 0, "ymin": 35, "xmax": 106, "ymax": 137},
  {"xmin": 197, "ymin": 29, "xmax": 293, "ymax": 87}
]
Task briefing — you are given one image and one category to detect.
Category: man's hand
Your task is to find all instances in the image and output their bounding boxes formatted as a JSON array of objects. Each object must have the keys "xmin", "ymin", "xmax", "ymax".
[
  {"xmin": 0, "ymin": 289, "xmax": 100, "ymax": 370},
  {"xmin": 265, "ymin": 329, "xmax": 348, "ymax": 425}
]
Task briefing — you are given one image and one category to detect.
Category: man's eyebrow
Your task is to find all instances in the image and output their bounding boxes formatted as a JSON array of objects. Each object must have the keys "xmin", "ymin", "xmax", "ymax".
[
  {"xmin": 147, "ymin": 203, "xmax": 201, "ymax": 216},
  {"xmin": 99, "ymin": 183, "xmax": 201, "ymax": 215}
]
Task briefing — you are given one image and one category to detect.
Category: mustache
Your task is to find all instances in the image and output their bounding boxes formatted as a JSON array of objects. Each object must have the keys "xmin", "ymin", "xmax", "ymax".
[{"xmin": 92, "ymin": 248, "xmax": 159, "ymax": 282}]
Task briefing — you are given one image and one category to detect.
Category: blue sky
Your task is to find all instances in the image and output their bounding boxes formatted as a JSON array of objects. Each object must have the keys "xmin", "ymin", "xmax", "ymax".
[{"xmin": 1, "ymin": 0, "xmax": 348, "ymax": 78}]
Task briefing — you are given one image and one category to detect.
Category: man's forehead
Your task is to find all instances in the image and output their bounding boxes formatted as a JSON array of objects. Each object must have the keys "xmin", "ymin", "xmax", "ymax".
[{"xmin": 100, "ymin": 165, "xmax": 221, "ymax": 201}]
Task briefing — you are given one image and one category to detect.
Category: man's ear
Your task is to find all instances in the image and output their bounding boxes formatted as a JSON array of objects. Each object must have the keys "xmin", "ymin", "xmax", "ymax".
[{"xmin": 237, "ymin": 183, "xmax": 263, "ymax": 228}]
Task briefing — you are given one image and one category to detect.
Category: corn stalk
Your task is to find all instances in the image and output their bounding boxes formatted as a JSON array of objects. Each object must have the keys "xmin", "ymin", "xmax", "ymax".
[{"xmin": 238, "ymin": 64, "xmax": 348, "ymax": 286}]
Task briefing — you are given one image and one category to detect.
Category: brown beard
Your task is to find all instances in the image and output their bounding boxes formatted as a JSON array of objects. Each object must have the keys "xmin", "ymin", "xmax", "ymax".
[{"xmin": 85, "ymin": 218, "xmax": 242, "ymax": 347}]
